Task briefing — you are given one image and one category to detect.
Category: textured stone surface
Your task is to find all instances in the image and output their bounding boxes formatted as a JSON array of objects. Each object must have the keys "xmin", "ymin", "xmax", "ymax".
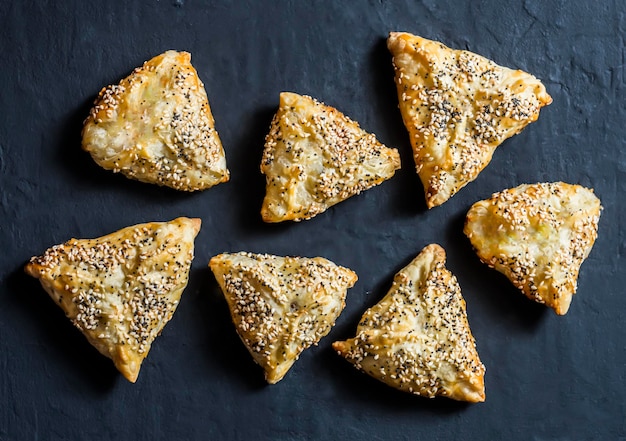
[{"xmin": 0, "ymin": 1, "xmax": 624, "ymax": 439}]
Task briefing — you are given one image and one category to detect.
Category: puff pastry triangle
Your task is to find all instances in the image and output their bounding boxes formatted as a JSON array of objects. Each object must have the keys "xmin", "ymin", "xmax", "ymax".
[
  {"xmin": 260, "ymin": 92, "xmax": 401, "ymax": 222},
  {"xmin": 82, "ymin": 50, "xmax": 229, "ymax": 191},
  {"xmin": 209, "ymin": 252, "xmax": 358, "ymax": 383},
  {"xmin": 464, "ymin": 182, "xmax": 601, "ymax": 315},
  {"xmin": 388, "ymin": 32, "xmax": 552, "ymax": 208},
  {"xmin": 25, "ymin": 217, "xmax": 201, "ymax": 382},
  {"xmin": 333, "ymin": 244, "xmax": 485, "ymax": 402}
]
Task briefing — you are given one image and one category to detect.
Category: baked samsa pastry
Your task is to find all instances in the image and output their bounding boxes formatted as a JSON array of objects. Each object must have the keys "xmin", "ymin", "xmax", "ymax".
[
  {"xmin": 464, "ymin": 182, "xmax": 601, "ymax": 315},
  {"xmin": 209, "ymin": 252, "xmax": 358, "ymax": 383},
  {"xmin": 387, "ymin": 32, "xmax": 552, "ymax": 208},
  {"xmin": 82, "ymin": 50, "xmax": 229, "ymax": 191},
  {"xmin": 333, "ymin": 244, "xmax": 485, "ymax": 402},
  {"xmin": 24, "ymin": 217, "xmax": 201, "ymax": 382},
  {"xmin": 260, "ymin": 92, "xmax": 401, "ymax": 222}
]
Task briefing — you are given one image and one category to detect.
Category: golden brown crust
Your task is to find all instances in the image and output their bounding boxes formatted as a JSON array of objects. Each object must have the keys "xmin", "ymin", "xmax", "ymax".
[
  {"xmin": 209, "ymin": 252, "xmax": 358, "ymax": 383},
  {"xmin": 387, "ymin": 32, "xmax": 552, "ymax": 208},
  {"xmin": 260, "ymin": 92, "xmax": 401, "ymax": 222},
  {"xmin": 82, "ymin": 50, "xmax": 229, "ymax": 191},
  {"xmin": 464, "ymin": 182, "xmax": 601, "ymax": 315},
  {"xmin": 333, "ymin": 244, "xmax": 485, "ymax": 402},
  {"xmin": 25, "ymin": 217, "xmax": 201, "ymax": 382}
]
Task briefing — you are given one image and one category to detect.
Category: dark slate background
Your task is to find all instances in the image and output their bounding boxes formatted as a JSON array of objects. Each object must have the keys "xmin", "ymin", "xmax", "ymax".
[{"xmin": 1, "ymin": 1, "xmax": 624, "ymax": 439}]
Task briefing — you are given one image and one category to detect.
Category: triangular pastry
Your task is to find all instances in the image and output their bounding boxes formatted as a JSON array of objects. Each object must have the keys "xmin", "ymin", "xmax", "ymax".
[
  {"xmin": 82, "ymin": 50, "xmax": 229, "ymax": 191},
  {"xmin": 464, "ymin": 182, "xmax": 601, "ymax": 315},
  {"xmin": 260, "ymin": 92, "xmax": 401, "ymax": 222},
  {"xmin": 209, "ymin": 252, "xmax": 358, "ymax": 383},
  {"xmin": 387, "ymin": 32, "xmax": 552, "ymax": 208},
  {"xmin": 24, "ymin": 217, "xmax": 201, "ymax": 382},
  {"xmin": 333, "ymin": 244, "xmax": 485, "ymax": 402}
]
